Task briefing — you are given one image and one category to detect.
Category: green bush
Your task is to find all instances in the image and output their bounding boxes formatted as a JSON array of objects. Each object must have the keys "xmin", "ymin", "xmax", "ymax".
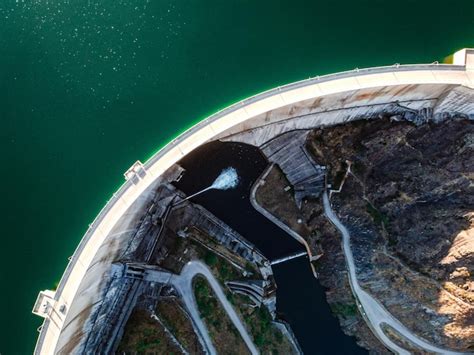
[
  {"xmin": 331, "ymin": 302, "xmax": 358, "ymax": 317},
  {"xmin": 366, "ymin": 202, "xmax": 389, "ymax": 229},
  {"xmin": 204, "ymin": 251, "xmax": 218, "ymax": 267}
]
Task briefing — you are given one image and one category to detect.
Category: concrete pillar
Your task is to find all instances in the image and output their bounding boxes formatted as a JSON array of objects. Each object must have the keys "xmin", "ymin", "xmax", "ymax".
[{"xmin": 453, "ymin": 48, "xmax": 474, "ymax": 70}]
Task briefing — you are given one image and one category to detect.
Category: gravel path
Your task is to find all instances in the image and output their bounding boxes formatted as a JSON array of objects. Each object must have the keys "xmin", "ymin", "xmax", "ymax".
[
  {"xmin": 323, "ymin": 191, "xmax": 466, "ymax": 355},
  {"xmin": 172, "ymin": 261, "xmax": 259, "ymax": 355}
]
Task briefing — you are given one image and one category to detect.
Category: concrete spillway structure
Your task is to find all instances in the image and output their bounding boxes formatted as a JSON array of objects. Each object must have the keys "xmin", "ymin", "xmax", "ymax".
[{"xmin": 33, "ymin": 49, "xmax": 474, "ymax": 354}]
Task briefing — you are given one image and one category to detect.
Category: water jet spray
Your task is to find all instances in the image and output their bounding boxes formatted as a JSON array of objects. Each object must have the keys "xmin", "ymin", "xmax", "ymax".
[{"xmin": 182, "ymin": 167, "xmax": 239, "ymax": 202}]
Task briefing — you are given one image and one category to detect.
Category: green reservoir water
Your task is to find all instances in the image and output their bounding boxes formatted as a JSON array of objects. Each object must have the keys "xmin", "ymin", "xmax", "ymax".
[{"xmin": 0, "ymin": 0, "xmax": 472, "ymax": 353}]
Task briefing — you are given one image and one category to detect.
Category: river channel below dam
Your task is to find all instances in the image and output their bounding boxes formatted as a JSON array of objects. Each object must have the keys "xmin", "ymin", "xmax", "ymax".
[{"xmin": 174, "ymin": 141, "xmax": 366, "ymax": 354}]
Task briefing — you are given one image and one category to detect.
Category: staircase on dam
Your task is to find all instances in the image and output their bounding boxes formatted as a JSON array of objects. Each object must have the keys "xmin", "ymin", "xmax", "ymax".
[
  {"xmin": 226, "ymin": 279, "xmax": 276, "ymax": 315},
  {"xmin": 261, "ymin": 130, "xmax": 326, "ymax": 207}
]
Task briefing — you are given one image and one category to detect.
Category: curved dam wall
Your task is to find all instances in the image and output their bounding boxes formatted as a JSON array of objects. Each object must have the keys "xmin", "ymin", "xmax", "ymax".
[
  {"xmin": 219, "ymin": 84, "xmax": 473, "ymax": 145},
  {"xmin": 33, "ymin": 49, "xmax": 474, "ymax": 354}
]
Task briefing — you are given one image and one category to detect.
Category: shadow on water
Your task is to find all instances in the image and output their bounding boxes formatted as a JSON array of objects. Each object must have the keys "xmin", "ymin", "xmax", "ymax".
[{"xmin": 175, "ymin": 140, "xmax": 367, "ymax": 354}]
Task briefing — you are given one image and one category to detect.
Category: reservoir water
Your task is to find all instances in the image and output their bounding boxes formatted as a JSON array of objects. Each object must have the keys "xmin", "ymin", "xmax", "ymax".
[
  {"xmin": 175, "ymin": 141, "xmax": 367, "ymax": 354},
  {"xmin": 1, "ymin": 0, "xmax": 472, "ymax": 352}
]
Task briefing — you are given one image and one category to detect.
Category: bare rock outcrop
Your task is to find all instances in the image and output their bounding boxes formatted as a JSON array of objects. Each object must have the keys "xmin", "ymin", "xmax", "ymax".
[{"xmin": 305, "ymin": 118, "xmax": 474, "ymax": 352}]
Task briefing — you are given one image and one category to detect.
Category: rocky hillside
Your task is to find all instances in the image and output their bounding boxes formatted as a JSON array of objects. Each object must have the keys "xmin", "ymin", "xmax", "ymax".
[{"xmin": 306, "ymin": 118, "xmax": 474, "ymax": 352}]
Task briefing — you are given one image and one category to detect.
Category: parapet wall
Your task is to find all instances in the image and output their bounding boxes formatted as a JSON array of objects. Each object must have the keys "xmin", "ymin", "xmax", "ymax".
[
  {"xmin": 220, "ymin": 83, "xmax": 473, "ymax": 146},
  {"xmin": 33, "ymin": 49, "xmax": 474, "ymax": 354}
]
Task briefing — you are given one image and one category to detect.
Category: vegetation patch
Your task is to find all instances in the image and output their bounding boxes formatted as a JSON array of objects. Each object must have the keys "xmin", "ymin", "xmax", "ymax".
[
  {"xmin": 192, "ymin": 244, "xmax": 241, "ymax": 282},
  {"xmin": 366, "ymin": 201, "xmax": 389, "ymax": 230},
  {"xmin": 117, "ymin": 309, "xmax": 179, "ymax": 353},
  {"xmin": 156, "ymin": 298, "xmax": 203, "ymax": 353},
  {"xmin": 232, "ymin": 294, "xmax": 296, "ymax": 354},
  {"xmin": 330, "ymin": 302, "xmax": 358, "ymax": 318},
  {"xmin": 193, "ymin": 277, "xmax": 249, "ymax": 354}
]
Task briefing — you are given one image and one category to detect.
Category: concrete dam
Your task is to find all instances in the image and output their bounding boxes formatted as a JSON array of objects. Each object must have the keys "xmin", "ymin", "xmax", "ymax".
[{"xmin": 32, "ymin": 48, "xmax": 474, "ymax": 354}]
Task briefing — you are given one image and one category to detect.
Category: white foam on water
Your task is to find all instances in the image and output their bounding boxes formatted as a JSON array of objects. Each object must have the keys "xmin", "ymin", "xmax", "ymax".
[
  {"xmin": 183, "ymin": 167, "xmax": 239, "ymax": 202},
  {"xmin": 210, "ymin": 167, "xmax": 239, "ymax": 190}
]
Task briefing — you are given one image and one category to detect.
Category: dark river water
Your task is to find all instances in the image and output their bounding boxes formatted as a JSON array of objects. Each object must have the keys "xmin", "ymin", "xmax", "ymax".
[{"xmin": 175, "ymin": 141, "xmax": 367, "ymax": 354}]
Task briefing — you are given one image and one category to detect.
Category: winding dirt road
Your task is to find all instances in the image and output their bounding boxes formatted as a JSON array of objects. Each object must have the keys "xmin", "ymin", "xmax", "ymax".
[
  {"xmin": 172, "ymin": 261, "xmax": 259, "ymax": 355},
  {"xmin": 323, "ymin": 191, "xmax": 466, "ymax": 355}
]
